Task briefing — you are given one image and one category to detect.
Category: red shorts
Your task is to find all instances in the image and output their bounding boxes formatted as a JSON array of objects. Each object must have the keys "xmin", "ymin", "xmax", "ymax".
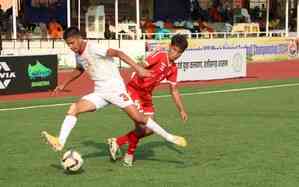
[{"xmin": 127, "ymin": 84, "xmax": 154, "ymax": 115}]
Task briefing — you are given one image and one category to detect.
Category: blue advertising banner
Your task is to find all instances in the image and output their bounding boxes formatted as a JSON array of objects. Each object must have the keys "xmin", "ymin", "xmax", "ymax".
[
  {"xmin": 154, "ymin": 0, "xmax": 190, "ymax": 21},
  {"xmin": 24, "ymin": 0, "xmax": 66, "ymax": 26},
  {"xmin": 146, "ymin": 37, "xmax": 291, "ymax": 62}
]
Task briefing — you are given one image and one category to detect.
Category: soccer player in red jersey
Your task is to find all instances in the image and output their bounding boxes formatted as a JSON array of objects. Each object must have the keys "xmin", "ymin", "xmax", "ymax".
[
  {"xmin": 107, "ymin": 34, "xmax": 189, "ymax": 166},
  {"xmin": 42, "ymin": 28, "xmax": 187, "ymax": 153}
]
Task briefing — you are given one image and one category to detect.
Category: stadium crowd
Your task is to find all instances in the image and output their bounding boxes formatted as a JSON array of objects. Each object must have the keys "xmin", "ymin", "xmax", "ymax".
[{"xmin": 0, "ymin": 0, "xmax": 295, "ymax": 40}]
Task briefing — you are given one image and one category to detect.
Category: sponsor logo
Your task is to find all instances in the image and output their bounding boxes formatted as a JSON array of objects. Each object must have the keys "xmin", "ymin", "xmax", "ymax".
[
  {"xmin": 232, "ymin": 53, "xmax": 243, "ymax": 72},
  {"xmin": 28, "ymin": 61, "xmax": 52, "ymax": 79},
  {"xmin": 0, "ymin": 62, "xmax": 16, "ymax": 89},
  {"xmin": 31, "ymin": 81, "xmax": 50, "ymax": 87},
  {"xmin": 120, "ymin": 93, "xmax": 130, "ymax": 101}
]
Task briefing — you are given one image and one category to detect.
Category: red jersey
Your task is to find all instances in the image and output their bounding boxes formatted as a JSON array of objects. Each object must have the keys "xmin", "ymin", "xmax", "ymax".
[{"xmin": 128, "ymin": 50, "xmax": 178, "ymax": 93}]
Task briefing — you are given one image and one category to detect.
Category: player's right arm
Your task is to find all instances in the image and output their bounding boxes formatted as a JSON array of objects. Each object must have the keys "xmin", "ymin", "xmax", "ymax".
[
  {"xmin": 106, "ymin": 48, "xmax": 152, "ymax": 77},
  {"xmin": 166, "ymin": 65, "xmax": 188, "ymax": 122},
  {"xmin": 52, "ymin": 65, "xmax": 84, "ymax": 95},
  {"xmin": 169, "ymin": 84, "xmax": 188, "ymax": 122}
]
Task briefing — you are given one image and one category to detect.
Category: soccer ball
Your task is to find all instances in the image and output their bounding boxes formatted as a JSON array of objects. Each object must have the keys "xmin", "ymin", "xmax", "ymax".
[{"xmin": 61, "ymin": 150, "xmax": 84, "ymax": 172}]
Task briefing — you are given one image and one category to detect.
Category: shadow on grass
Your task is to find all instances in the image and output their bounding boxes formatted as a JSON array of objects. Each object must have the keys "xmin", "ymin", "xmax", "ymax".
[
  {"xmin": 81, "ymin": 140, "xmax": 109, "ymax": 159},
  {"xmin": 135, "ymin": 141, "xmax": 186, "ymax": 165},
  {"xmin": 81, "ymin": 140, "xmax": 187, "ymax": 166},
  {"xmin": 50, "ymin": 164, "xmax": 85, "ymax": 175}
]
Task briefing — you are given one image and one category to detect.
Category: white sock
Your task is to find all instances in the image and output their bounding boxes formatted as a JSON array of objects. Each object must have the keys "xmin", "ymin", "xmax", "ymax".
[
  {"xmin": 58, "ymin": 115, "xmax": 77, "ymax": 146},
  {"xmin": 145, "ymin": 118, "xmax": 174, "ymax": 142}
]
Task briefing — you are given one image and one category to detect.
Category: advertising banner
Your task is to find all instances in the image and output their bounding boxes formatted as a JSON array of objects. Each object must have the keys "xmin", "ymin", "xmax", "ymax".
[
  {"xmin": 0, "ymin": 55, "xmax": 57, "ymax": 95},
  {"xmin": 176, "ymin": 48, "xmax": 246, "ymax": 81},
  {"xmin": 188, "ymin": 37, "xmax": 289, "ymax": 62},
  {"xmin": 147, "ymin": 37, "xmax": 290, "ymax": 63}
]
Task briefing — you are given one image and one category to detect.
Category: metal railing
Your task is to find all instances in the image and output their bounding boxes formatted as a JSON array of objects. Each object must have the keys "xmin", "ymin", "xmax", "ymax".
[
  {"xmin": 118, "ymin": 30, "xmax": 287, "ymax": 40},
  {"xmin": 0, "ymin": 30, "xmax": 287, "ymax": 56}
]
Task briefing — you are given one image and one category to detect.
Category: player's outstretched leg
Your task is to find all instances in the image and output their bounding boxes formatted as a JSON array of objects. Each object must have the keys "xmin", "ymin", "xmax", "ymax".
[
  {"xmin": 41, "ymin": 100, "xmax": 96, "ymax": 152},
  {"xmin": 144, "ymin": 118, "xmax": 187, "ymax": 147},
  {"xmin": 123, "ymin": 105, "xmax": 188, "ymax": 147},
  {"xmin": 171, "ymin": 135, "xmax": 187, "ymax": 147},
  {"xmin": 41, "ymin": 114, "xmax": 77, "ymax": 152},
  {"xmin": 41, "ymin": 131, "xmax": 63, "ymax": 151}
]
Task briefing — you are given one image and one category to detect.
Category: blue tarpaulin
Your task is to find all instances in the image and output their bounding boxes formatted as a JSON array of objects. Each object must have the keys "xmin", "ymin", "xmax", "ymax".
[
  {"xmin": 154, "ymin": 0, "xmax": 190, "ymax": 21},
  {"xmin": 24, "ymin": 0, "xmax": 67, "ymax": 25}
]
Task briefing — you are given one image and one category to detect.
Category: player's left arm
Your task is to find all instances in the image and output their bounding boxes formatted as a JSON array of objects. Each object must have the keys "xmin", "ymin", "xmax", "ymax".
[
  {"xmin": 169, "ymin": 84, "xmax": 188, "ymax": 122},
  {"xmin": 106, "ymin": 48, "xmax": 151, "ymax": 77}
]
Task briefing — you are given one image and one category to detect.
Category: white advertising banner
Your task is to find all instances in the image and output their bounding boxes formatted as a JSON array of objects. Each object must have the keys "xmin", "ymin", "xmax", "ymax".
[{"xmin": 175, "ymin": 48, "xmax": 247, "ymax": 81}]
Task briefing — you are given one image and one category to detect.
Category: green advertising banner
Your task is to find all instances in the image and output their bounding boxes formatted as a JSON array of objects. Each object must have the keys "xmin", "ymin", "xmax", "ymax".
[{"xmin": 0, "ymin": 55, "xmax": 58, "ymax": 95}]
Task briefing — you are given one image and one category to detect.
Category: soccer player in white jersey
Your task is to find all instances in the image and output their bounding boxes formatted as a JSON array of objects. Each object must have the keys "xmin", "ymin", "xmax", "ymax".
[{"xmin": 41, "ymin": 27, "xmax": 187, "ymax": 152}]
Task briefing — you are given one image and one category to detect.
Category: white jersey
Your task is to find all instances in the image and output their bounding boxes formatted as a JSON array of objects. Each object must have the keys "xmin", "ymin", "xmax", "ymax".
[
  {"xmin": 73, "ymin": 42, "xmax": 134, "ymax": 109},
  {"xmin": 75, "ymin": 42, "xmax": 122, "ymax": 82}
]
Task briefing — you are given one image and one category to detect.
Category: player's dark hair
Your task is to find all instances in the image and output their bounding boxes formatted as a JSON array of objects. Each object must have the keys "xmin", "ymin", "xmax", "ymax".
[
  {"xmin": 63, "ymin": 27, "xmax": 81, "ymax": 40},
  {"xmin": 171, "ymin": 34, "xmax": 188, "ymax": 52}
]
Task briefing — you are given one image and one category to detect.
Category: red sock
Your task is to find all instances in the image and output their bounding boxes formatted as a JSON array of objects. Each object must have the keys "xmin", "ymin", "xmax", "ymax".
[
  {"xmin": 127, "ymin": 131, "xmax": 140, "ymax": 155},
  {"xmin": 116, "ymin": 129, "xmax": 141, "ymax": 147},
  {"xmin": 127, "ymin": 128, "xmax": 148, "ymax": 155},
  {"xmin": 116, "ymin": 134, "xmax": 129, "ymax": 147}
]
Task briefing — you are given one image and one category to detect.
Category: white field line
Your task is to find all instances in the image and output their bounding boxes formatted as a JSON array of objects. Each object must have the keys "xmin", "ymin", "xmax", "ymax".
[{"xmin": 1, "ymin": 82, "xmax": 299, "ymax": 112}]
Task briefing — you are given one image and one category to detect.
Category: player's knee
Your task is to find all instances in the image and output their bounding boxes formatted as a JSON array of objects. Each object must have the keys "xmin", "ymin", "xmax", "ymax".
[
  {"xmin": 135, "ymin": 126, "xmax": 144, "ymax": 134},
  {"xmin": 134, "ymin": 114, "xmax": 147, "ymax": 124},
  {"xmin": 67, "ymin": 103, "xmax": 79, "ymax": 116},
  {"xmin": 145, "ymin": 128, "xmax": 153, "ymax": 135}
]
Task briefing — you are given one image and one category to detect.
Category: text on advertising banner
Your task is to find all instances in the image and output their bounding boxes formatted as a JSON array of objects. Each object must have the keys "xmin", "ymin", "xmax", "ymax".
[{"xmin": 175, "ymin": 48, "xmax": 246, "ymax": 81}]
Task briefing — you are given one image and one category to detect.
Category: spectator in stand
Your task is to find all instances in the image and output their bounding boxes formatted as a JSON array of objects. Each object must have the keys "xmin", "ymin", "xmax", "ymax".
[
  {"xmin": 190, "ymin": 0, "xmax": 200, "ymax": 20},
  {"xmin": 16, "ymin": 17, "xmax": 26, "ymax": 39},
  {"xmin": 220, "ymin": 2, "xmax": 232, "ymax": 23},
  {"xmin": 164, "ymin": 19, "xmax": 174, "ymax": 29},
  {"xmin": 261, "ymin": 4, "xmax": 267, "ymax": 19},
  {"xmin": 197, "ymin": 17, "xmax": 214, "ymax": 33},
  {"xmin": 209, "ymin": 4, "xmax": 223, "ymax": 22},
  {"xmin": 199, "ymin": 6, "xmax": 211, "ymax": 22},
  {"xmin": 48, "ymin": 18, "xmax": 63, "ymax": 39},
  {"xmin": 143, "ymin": 20, "xmax": 156, "ymax": 39},
  {"xmin": 233, "ymin": 4, "xmax": 245, "ymax": 23},
  {"xmin": 251, "ymin": 6, "xmax": 260, "ymax": 22},
  {"xmin": 39, "ymin": 22, "xmax": 48, "ymax": 39}
]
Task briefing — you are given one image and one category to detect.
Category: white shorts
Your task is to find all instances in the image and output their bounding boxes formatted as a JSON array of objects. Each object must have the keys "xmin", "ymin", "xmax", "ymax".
[{"xmin": 81, "ymin": 79, "xmax": 133, "ymax": 109}]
